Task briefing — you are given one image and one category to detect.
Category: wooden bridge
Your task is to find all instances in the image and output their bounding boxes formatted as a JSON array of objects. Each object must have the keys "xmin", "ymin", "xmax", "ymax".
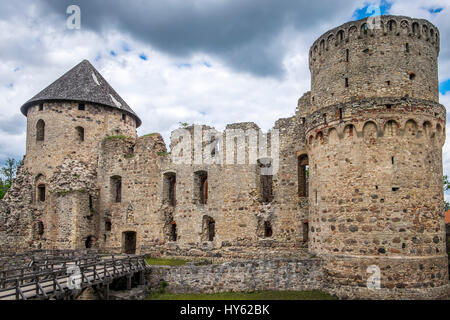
[{"xmin": 0, "ymin": 250, "xmax": 149, "ymax": 300}]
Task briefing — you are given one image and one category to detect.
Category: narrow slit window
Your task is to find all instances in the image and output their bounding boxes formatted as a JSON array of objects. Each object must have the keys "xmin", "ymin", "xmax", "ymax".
[
  {"xmin": 339, "ymin": 108, "xmax": 343, "ymax": 120},
  {"xmin": 345, "ymin": 78, "xmax": 349, "ymax": 88},
  {"xmin": 346, "ymin": 49, "xmax": 349, "ymax": 62},
  {"xmin": 111, "ymin": 176, "xmax": 122, "ymax": 203},
  {"xmin": 38, "ymin": 184, "xmax": 46, "ymax": 202},
  {"xmin": 39, "ymin": 104, "xmax": 44, "ymax": 111}
]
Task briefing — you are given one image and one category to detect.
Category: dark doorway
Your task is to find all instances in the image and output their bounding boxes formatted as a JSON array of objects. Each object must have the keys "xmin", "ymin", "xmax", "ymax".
[
  {"xmin": 123, "ymin": 231, "xmax": 137, "ymax": 254},
  {"xmin": 85, "ymin": 235, "xmax": 94, "ymax": 249},
  {"xmin": 170, "ymin": 222, "xmax": 177, "ymax": 242},
  {"xmin": 264, "ymin": 221, "xmax": 273, "ymax": 238},
  {"xmin": 202, "ymin": 216, "xmax": 215, "ymax": 242}
]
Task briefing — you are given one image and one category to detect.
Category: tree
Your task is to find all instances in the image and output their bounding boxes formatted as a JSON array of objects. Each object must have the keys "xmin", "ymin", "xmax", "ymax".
[
  {"xmin": 0, "ymin": 158, "xmax": 20, "ymax": 200},
  {"xmin": 444, "ymin": 175, "xmax": 450, "ymax": 211},
  {"xmin": 0, "ymin": 178, "xmax": 5, "ymax": 200}
]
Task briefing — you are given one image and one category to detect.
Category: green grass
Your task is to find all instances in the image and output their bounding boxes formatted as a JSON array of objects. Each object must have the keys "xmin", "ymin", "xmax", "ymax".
[
  {"xmin": 146, "ymin": 257, "xmax": 190, "ymax": 266},
  {"xmin": 147, "ymin": 290, "xmax": 336, "ymax": 300}
]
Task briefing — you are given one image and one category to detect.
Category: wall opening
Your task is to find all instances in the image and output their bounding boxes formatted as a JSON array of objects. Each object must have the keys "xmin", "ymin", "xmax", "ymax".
[
  {"xmin": 110, "ymin": 176, "xmax": 122, "ymax": 203},
  {"xmin": 170, "ymin": 222, "xmax": 177, "ymax": 242},
  {"xmin": 122, "ymin": 232, "xmax": 136, "ymax": 254},
  {"xmin": 346, "ymin": 49, "xmax": 349, "ymax": 62},
  {"xmin": 258, "ymin": 158, "xmax": 273, "ymax": 203},
  {"xmin": 38, "ymin": 184, "xmax": 46, "ymax": 202},
  {"xmin": 409, "ymin": 73, "xmax": 416, "ymax": 80},
  {"xmin": 78, "ymin": 104, "xmax": 85, "ymax": 111},
  {"xmin": 339, "ymin": 108, "xmax": 343, "ymax": 120},
  {"xmin": 163, "ymin": 172, "xmax": 177, "ymax": 206},
  {"xmin": 302, "ymin": 221, "xmax": 309, "ymax": 243},
  {"xmin": 194, "ymin": 171, "xmax": 208, "ymax": 205},
  {"xmin": 406, "ymin": 43, "xmax": 410, "ymax": 53},
  {"xmin": 315, "ymin": 190, "xmax": 318, "ymax": 205},
  {"xmin": 85, "ymin": 236, "xmax": 94, "ymax": 249},
  {"xmin": 298, "ymin": 155, "xmax": 309, "ymax": 198},
  {"xmin": 264, "ymin": 221, "xmax": 273, "ymax": 238},
  {"xmin": 39, "ymin": 104, "xmax": 44, "ymax": 111},
  {"xmin": 122, "ymin": 114, "xmax": 126, "ymax": 121},
  {"xmin": 76, "ymin": 126, "xmax": 85, "ymax": 142},
  {"xmin": 202, "ymin": 216, "xmax": 215, "ymax": 242},
  {"xmin": 36, "ymin": 221, "xmax": 44, "ymax": 236},
  {"xmin": 105, "ymin": 220, "xmax": 112, "ymax": 232},
  {"xmin": 36, "ymin": 120, "xmax": 45, "ymax": 142},
  {"xmin": 345, "ymin": 78, "xmax": 349, "ymax": 88}
]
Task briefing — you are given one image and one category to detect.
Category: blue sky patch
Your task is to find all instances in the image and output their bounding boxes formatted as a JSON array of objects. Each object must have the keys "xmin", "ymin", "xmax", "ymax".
[
  {"xmin": 440, "ymin": 79, "xmax": 450, "ymax": 95},
  {"xmin": 352, "ymin": 0, "xmax": 392, "ymax": 20},
  {"xmin": 13, "ymin": 67, "xmax": 20, "ymax": 72},
  {"xmin": 6, "ymin": 83, "xmax": 13, "ymax": 89},
  {"xmin": 428, "ymin": 7, "xmax": 443, "ymax": 14},
  {"xmin": 122, "ymin": 43, "xmax": 131, "ymax": 52},
  {"xmin": 177, "ymin": 63, "xmax": 192, "ymax": 69},
  {"xmin": 203, "ymin": 61, "xmax": 212, "ymax": 68},
  {"xmin": 110, "ymin": 50, "xmax": 117, "ymax": 57},
  {"xmin": 95, "ymin": 53, "xmax": 102, "ymax": 61},
  {"xmin": 139, "ymin": 54, "xmax": 148, "ymax": 61}
]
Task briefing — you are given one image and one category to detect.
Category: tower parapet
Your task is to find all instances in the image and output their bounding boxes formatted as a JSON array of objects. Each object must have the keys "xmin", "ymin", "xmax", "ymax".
[{"xmin": 309, "ymin": 15, "xmax": 440, "ymax": 113}]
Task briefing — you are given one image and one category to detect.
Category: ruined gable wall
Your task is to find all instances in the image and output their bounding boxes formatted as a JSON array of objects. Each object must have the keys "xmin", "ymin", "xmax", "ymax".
[{"xmin": 98, "ymin": 134, "xmax": 166, "ymax": 253}]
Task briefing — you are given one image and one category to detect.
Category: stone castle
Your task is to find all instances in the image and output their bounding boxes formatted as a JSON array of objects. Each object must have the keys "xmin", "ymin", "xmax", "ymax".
[{"xmin": 0, "ymin": 15, "xmax": 448, "ymax": 299}]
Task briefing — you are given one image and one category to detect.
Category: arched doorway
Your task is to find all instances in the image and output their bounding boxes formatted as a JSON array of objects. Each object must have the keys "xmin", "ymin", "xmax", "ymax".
[
  {"xmin": 85, "ymin": 235, "xmax": 94, "ymax": 249},
  {"xmin": 122, "ymin": 231, "xmax": 137, "ymax": 254}
]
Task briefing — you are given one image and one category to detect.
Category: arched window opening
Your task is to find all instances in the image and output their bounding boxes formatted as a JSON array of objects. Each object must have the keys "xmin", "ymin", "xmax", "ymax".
[
  {"xmin": 36, "ymin": 120, "xmax": 45, "ymax": 142},
  {"xmin": 194, "ymin": 171, "xmax": 208, "ymax": 205},
  {"xmin": 337, "ymin": 30, "xmax": 344, "ymax": 43},
  {"xmin": 298, "ymin": 155, "xmax": 309, "ymax": 198},
  {"xmin": 412, "ymin": 22, "xmax": 420, "ymax": 36},
  {"xmin": 110, "ymin": 176, "xmax": 122, "ymax": 203},
  {"xmin": 38, "ymin": 184, "xmax": 46, "ymax": 202},
  {"xmin": 163, "ymin": 172, "xmax": 177, "ymax": 206},
  {"xmin": 170, "ymin": 222, "xmax": 177, "ymax": 242},
  {"xmin": 388, "ymin": 20, "xmax": 397, "ymax": 32},
  {"xmin": 202, "ymin": 216, "xmax": 215, "ymax": 242},
  {"xmin": 264, "ymin": 221, "xmax": 273, "ymax": 238},
  {"xmin": 258, "ymin": 158, "xmax": 273, "ymax": 203},
  {"xmin": 361, "ymin": 23, "xmax": 368, "ymax": 35},
  {"xmin": 76, "ymin": 126, "xmax": 85, "ymax": 142},
  {"xmin": 105, "ymin": 220, "xmax": 112, "ymax": 232}
]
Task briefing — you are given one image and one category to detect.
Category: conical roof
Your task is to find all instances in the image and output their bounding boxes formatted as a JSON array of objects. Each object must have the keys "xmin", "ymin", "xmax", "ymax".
[{"xmin": 20, "ymin": 60, "xmax": 142, "ymax": 127}]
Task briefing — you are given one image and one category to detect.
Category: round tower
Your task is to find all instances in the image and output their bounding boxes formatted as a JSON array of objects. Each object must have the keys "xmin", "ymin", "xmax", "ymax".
[
  {"xmin": 19, "ymin": 60, "xmax": 141, "ymax": 249},
  {"xmin": 306, "ymin": 16, "xmax": 448, "ymax": 298},
  {"xmin": 21, "ymin": 60, "xmax": 140, "ymax": 175}
]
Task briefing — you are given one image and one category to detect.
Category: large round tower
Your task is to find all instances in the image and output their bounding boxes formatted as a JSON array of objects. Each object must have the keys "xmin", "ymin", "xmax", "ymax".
[
  {"xmin": 19, "ymin": 60, "xmax": 141, "ymax": 249},
  {"xmin": 306, "ymin": 16, "xmax": 448, "ymax": 298}
]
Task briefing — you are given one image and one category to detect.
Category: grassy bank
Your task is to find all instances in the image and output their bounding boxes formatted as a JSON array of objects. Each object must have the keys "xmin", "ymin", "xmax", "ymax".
[
  {"xmin": 147, "ymin": 290, "xmax": 336, "ymax": 300},
  {"xmin": 145, "ymin": 257, "xmax": 191, "ymax": 266}
]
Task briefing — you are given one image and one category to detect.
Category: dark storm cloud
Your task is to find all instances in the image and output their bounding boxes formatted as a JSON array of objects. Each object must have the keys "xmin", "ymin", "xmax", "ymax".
[{"xmin": 39, "ymin": 0, "xmax": 360, "ymax": 77}]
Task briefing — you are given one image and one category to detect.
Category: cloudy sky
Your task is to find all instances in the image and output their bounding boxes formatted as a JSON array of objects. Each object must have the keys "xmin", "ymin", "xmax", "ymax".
[{"xmin": 1, "ymin": 0, "xmax": 450, "ymax": 197}]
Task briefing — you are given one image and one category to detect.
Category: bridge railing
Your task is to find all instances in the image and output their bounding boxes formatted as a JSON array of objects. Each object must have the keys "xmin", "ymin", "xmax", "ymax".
[{"xmin": 0, "ymin": 255, "xmax": 149, "ymax": 300}]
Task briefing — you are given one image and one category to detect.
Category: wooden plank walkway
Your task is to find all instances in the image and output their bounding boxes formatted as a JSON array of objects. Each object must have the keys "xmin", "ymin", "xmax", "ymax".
[{"xmin": 0, "ymin": 253, "xmax": 149, "ymax": 300}]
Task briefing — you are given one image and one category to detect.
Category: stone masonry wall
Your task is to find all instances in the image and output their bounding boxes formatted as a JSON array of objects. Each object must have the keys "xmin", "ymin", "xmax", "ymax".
[{"xmin": 147, "ymin": 258, "xmax": 323, "ymax": 294}]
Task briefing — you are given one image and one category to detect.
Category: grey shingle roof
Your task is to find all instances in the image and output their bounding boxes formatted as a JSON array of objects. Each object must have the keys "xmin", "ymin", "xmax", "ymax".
[{"xmin": 20, "ymin": 60, "xmax": 142, "ymax": 127}]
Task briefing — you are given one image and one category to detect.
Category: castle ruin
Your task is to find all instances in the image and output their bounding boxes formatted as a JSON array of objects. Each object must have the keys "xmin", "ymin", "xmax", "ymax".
[{"xmin": 0, "ymin": 15, "xmax": 448, "ymax": 299}]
